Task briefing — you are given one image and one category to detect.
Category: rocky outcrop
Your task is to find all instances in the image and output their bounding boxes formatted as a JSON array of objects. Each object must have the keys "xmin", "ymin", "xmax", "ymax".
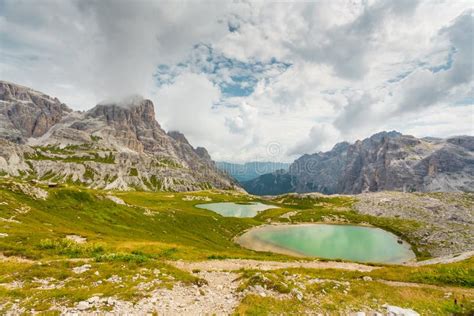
[
  {"xmin": 0, "ymin": 81, "xmax": 238, "ymax": 192},
  {"xmin": 0, "ymin": 81, "xmax": 72, "ymax": 142},
  {"xmin": 355, "ymin": 191, "xmax": 474, "ymax": 256},
  {"xmin": 244, "ymin": 131, "xmax": 474, "ymax": 195}
]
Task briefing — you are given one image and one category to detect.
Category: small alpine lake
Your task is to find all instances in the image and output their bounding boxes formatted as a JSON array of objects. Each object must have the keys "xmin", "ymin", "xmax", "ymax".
[
  {"xmin": 237, "ymin": 223, "xmax": 416, "ymax": 264},
  {"xmin": 195, "ymin": 202, "xmax": 278, "ymax": 218}
]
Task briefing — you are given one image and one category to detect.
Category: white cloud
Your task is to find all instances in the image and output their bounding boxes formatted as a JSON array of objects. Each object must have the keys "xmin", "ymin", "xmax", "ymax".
[
  {"xmin": 0, "ymin": 0, "xmax": 237, "ymax": 108},
  {"xmin": 0, "ymin": 0, "xmax": 472, "ymax": 162},
  {"xmin": 225, "ymin": 102, "xmax": 258, "ymax": 134},
  {"xmin": 154, "ymin": 73, "xmax": 222, "ymax": 142},
  {"xmin": 288, "ymin": 123, "xmax": 341, "ymax": 156}
]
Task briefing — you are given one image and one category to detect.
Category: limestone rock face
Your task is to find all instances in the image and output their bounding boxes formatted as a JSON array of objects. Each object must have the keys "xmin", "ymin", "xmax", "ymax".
[
  {"xmin": 0, "ymin": 81, "xmax": 238, "ymax": 192},
  {"xmin": 0, "ymin": 81, "xmax": 72, "ymax": 142},
  {"xmin": 195, "ymin": 147, "xmax": 211, "ymax": 161},
  {"xmin": 244, "ymin": 131, "xmax": 474, "ymax": 195}
]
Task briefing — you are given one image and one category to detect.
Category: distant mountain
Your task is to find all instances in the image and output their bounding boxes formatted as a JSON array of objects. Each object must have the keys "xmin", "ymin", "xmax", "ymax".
[
  {"xmin": 0, "ymin": 81, "xmax": 238, "ymax": 191},
  {"xmin": 243, "ymin": 131, "xmax": 474, "ymax": 195},
  {"xmin": 216, "ymin": 161, "xmax": 290, "ymax": 182}
]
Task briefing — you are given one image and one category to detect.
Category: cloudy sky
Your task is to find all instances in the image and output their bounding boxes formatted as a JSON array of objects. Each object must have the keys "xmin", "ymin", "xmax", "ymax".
[{"xmin": 1, "ymin": 0, "xmax": 473, "ymax": 162}]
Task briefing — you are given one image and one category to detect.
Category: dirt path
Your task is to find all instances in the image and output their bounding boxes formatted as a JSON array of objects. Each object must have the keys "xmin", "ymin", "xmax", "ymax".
[
  {"xmin": 409, "ymin": 250, "xmax": 474, "ymax": 266},
  {"xmin": 377, "ymin": 280, "xmax": 474, "ymax": 295},
  {"xmin": 169, "ymin": 258, "xmax": 378, "ymax": 272},
  {"xmin": 61, "ymin": 271, "xmax": 244, "ymax": 315},
  {"xmin": 10, "ymin": 255, "xmax": 473, "ymax": 315},
  {"xmin": 150, "ymin": 271, "xmax": 242, "ymax": 315},
  {"xmin": 0, "ymin": 253, "xmax": 34, "ymax": 264},
  {"xmin": 2, "ymin": 251, "xmax": 472, "ymax": 268}
]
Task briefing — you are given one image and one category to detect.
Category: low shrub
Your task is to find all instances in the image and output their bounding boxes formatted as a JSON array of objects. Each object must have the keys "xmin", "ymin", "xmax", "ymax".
[{"xmin": 38, "ymin": 238, "xmax": 104, "ymax": 257}]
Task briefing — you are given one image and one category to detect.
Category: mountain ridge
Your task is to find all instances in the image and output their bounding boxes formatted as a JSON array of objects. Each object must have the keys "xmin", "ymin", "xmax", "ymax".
[
  {"xmin": 216, "ymin": 161, "xmax": 291, "ymax": 182},
  {"xmin": 0, "ymin": 81, "xmax": 238, "ymax": 192},
  {"xmin": 244, "ymin": 131, "xmax": 474, "ymax": 195}
]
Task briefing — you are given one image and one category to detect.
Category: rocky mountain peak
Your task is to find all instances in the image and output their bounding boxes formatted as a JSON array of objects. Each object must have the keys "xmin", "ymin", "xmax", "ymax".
[
  {"xmin": 195, "ymin": 147, "xmax": 211, "ymax": 160},
  {"xmin": 0, "ymin": 81, "xmax": 72, "ymax": 142},
  {"xmin": 244, "ymin": 131, "xmax": 474, "ymax": 195},
  {"xmin": 87, "ymin": 97, "xmax": 158, "ymax": 130},
  {"xmin": 331, "ymin": 141, "xmax": 350, "ymax": 152},
  {"xmin": 167, "ymin": 131, "xmax": 190, "ymax": 145},
  {"xmin": 0, "ymin": 82, "xmax": 238, "ymax": 192},
  {"xmin": 447, "ymin": 136, "xmax": 474, "ymax": 151},
  {"xmin": 366, "ymin": 130, "xmax": 402, "ymax": 143}
]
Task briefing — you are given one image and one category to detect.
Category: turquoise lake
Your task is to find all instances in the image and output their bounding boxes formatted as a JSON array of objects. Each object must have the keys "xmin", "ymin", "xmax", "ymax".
[
  {"xmin": 237, "ymin": 224, "xmax": 416, "ymax": 263},
  {"xmin": 195, "ymin": 202, "xmax": 278, "ymax": 218}
]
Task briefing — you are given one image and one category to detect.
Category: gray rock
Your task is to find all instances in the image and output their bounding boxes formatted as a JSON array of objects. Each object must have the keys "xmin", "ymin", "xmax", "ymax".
[
  {"xmin": 0, "ymin": 81, "xmax": 71, "ymax": 142},
  {"xmin": 384, "ymin": 304, "xmax": 420, "ymax": 316},
  {"xmin": 244, "ymin": 131, "xmax": 474, "ymax": 195},
  {"xmin": 72, "ymin": 264, "xmax": 91, "ymax": 274},
  {"xmin": 87, "ymin": 296, "xmax": 100, "ymax": 304},
  {"xmin": 291, "ymin": 288, "xmax": 304, "ymax": 301},
  {"xmin": 0, "ymin": 81, "xmax": 239, "ymax": 192},
  {"xmin": 76, "ymin": 301, "xmax": 90, "ymax": 311}
]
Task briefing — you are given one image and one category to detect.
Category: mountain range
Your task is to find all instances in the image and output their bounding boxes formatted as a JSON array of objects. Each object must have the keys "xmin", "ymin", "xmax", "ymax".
[
  {"xmin": 0, "ymin": 81, "xmax": 237, "ymax": 191},
  {"xmin": 243, "ymin": 131, "xmax": 474, "ymax": 195},
  {"xmin": 216, "ymin": 161, "xmax": 290, "ymax": 182},
  {"xmin": 1, "ymin": 81, "xmax": 473, "ymax": 196}
]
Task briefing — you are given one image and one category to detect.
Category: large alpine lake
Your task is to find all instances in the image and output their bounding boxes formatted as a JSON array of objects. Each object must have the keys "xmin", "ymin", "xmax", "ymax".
[
  {"xmin": 195, "ymin": 202, "xmax": 278, "ymax": 218},
  {"xmin": 237, "ymin": 223, "xmax": 416, "ymax": 264}
]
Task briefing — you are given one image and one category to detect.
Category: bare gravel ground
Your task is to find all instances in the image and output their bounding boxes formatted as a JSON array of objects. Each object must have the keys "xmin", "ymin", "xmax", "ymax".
[
  {"xmin": 355, "ymin": 191, "xmax": 474, "ymax": 256},
  {"xmin": 411, "ymin": 250, "xmax": 474, "ymax": 266},
  {"xmin": 56, "ymin": 256, "xmax": 474, "ymax": 315},
  {"xmin": 54, "ymin": 259, "xmax": 378, "ymax": 315},
  {"xmin": 170, "ymin": 258, "xmax": 378, "ymax": 273},
  {"xmin": 61, "ymin": 271, "xmax": 242, "ymax": 315}
]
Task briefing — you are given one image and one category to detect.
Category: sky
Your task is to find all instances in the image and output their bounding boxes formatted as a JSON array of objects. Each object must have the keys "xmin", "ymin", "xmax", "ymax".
[{"xmin": 0, "ymin": 0, "xmax": 473, "ymax": 163}]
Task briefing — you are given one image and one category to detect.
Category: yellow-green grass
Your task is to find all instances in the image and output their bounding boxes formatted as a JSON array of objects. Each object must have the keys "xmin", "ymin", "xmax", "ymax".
[
  {"xmin": 235, "ymin": 258, "xmax": 474, "ymax": 315},
  {"xmin": 0, "ymin": 180, "xmax": 455, "ymax": 262},
  {"xmin": 0, "ymin": 180, "xmax": 473, "ymax": 314},
  {"xmin": 238, "ymin": 257, "xmax": 474, "ymax": 289},
  {"xmin": 235, "ymin": 282, "xmax": 473, "ymax": 315},
  {"xmin": 0, "ymin": 183, "xmax": 283, "ymax": 261},
  {"xmin": 0, "ymin": 258, "xmax": 200, "ymax": 312}
]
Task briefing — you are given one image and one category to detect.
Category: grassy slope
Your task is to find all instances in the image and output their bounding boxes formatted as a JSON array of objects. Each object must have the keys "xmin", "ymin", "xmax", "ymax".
[
  {"xmin": 235, "ymin": 257, "xmax": 474, "ymax": 315},
  {"xmin": 0, "ymin": 185, "xmax": 264, "ymax": 261},
  {"xmin": 0, "ymin": 259, "xmax": 200, "ymax": 311},
  {"xmin": 0, "ymin": 180, "xmax": 473, "ymax": 314},
  {"xmin": 0, "ymin": 181, "xmax": 433, "ymax": 261}
]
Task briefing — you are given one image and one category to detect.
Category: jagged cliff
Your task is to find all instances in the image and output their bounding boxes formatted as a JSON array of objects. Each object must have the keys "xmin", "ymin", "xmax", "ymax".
[
  {"xmin": 0, "ymin": 81, "xmax": 72, "ymax": 142},
  {"xmin": 0, "ymin": 81, "xmax": 238, "ymax": 191},
  {"xmin": 244, "ymin": 131, "xmax": 474, "ymax": 195}
]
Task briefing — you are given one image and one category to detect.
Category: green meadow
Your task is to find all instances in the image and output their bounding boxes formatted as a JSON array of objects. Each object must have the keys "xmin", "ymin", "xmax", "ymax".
[{"xmin": 0, "ymin": 179, "xmax": 472, "ymax": 314}]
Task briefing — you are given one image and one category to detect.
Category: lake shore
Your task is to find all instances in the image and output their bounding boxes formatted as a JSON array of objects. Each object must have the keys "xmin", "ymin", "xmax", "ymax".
[{"xmin": 235, "ymin": 223, "xmax": 416, "ymax": 264}]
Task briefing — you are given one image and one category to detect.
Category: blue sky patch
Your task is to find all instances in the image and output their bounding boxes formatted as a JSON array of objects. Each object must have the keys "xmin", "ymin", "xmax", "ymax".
[
  {"xmin": 429, "ymin": 46, "xmax": 456, "ymax": 73},
  {"xmin": 387, "ymin": 70, "xmax": 413, "ymax": 83},
  {"xmin": 154, "ymin": 43, "xmax": 291, "ymax": 100}
]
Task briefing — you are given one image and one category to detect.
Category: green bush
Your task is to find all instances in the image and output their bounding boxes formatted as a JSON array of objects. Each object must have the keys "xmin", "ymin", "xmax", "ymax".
[
  {"xmin": 207, "ymin": 254, "xmax": 229, "ymax": 260},
  {"xmin": 94, "ymin": 252, "xmax": 150, "ymax": 263},
  {"xmin": 129, "ymin": 168, "xmax": 138, "ymax": 176},
  {"xmin": 410, "ymin": 267, "xmax": 474, "ymax": 287},
  {"xmin": 38, "ymin": 238, "xmax": 104, "ymax": 257}
]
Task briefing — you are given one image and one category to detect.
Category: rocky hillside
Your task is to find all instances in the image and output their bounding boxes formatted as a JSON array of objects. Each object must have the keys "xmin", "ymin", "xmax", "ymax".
[
  {"xmin": 0, "ymin": 81, "xmax": 72, "ymax": 143},
  {"xmin": 244, "ymin": 131, "xmax": 474, "ymax": 195},
  {"xmin": 0, "ymin": 81, "xmax": 237, "ymax": 191}
]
